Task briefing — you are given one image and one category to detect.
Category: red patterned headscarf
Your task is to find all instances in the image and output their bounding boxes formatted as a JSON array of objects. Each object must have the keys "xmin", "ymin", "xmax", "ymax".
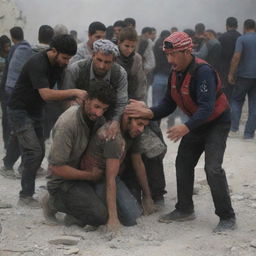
[{"xmin": 163, "ymin": 32, "xmax": 193, "ymax": 53}]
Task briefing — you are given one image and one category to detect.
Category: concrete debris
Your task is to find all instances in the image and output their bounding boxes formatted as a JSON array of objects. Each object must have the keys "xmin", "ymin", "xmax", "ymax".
[
  {"xmin": 0, "ymin": 201, "xmax": 12, "ymax": 209},
  {"xmin": 48, "ymin": 236, "xmax": 80, "ymax": 245},
  {"xmin": 63, "ymin": 247, "xmax": 80, "ymax": 255},
  {"xmin": 250, "ymin": 240, "xmax": 256, "ymax": 248},
  {"xmin": 193, "ymin": 185, "xmax": 201, "ymax": 195},
  {"xmin": 231, "ymin": 195, "xmax": 245, "ymax": 201},
  {"xmin": 197, "ymin": 179, "xmax": 208, "ymax": 186}
]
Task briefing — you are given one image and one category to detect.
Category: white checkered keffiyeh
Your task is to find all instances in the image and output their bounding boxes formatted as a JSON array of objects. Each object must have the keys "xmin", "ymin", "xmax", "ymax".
[{"xmin": 93, "ymin": 39, "xmax": 119, "ymax": 57}]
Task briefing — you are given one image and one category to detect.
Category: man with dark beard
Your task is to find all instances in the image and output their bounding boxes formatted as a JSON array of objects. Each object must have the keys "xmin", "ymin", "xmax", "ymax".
[
  {"xmin": 3, "ymin": 35, "xmax": 87, "ymax": 207},
  {"xmin": 62, "ymin": 39, "xmax": 128, "ymax": 140}
]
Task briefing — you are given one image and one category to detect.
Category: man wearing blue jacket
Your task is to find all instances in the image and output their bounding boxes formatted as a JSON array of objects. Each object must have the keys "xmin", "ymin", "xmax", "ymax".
[
  {"xmin": 125, "ymin": 32, "xmax": 236, "ymax": 232},
  {"xmin": 5, "ymin": 27, "xmax": 32, "ymax": 96}
]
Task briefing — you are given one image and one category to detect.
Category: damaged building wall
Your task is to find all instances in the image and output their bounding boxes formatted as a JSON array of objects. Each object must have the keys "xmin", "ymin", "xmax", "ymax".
[{"xmin": 0, "ymin": 0, "xmax": 26, "ymax": 36}]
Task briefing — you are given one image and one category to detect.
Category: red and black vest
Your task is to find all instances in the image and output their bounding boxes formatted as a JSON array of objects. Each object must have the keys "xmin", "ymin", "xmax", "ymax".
[{"xmin": 170, "ymin": 57, "xmax": 229, "ymax": 123}]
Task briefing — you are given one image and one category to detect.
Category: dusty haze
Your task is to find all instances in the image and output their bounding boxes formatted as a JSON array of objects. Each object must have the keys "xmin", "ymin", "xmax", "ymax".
[{"xmin": 13, "ymin": 0, "xmax": 256, "ymax": 43}]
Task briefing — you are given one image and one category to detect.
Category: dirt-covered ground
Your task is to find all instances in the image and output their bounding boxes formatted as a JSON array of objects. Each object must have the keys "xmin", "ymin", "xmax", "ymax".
[{"xmin": 0, "ymin": 111, "xmax": 256, "ymax": 256}]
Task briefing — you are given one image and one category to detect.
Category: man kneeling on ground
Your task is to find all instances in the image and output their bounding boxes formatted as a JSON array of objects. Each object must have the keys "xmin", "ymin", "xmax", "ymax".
[
  {"xmin": 43, "ymin": 82, "xmax": 155, "ymax": 231},
  {"xmin": 80, "ymin": 113, "xmax": 155, "ymax": 232},
  {"xmin": 43, "ymin": 81, "xmax": 116, "ymax": 227}
]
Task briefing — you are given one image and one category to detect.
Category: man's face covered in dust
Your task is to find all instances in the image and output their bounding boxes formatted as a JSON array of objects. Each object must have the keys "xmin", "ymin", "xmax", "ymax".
[
  {"xmin": 127, "ymin": 118, "xmax": 149, "ymax": 138},
  {"xmin": 83, "ymin": 98, "xmax": 109, "ymax": 121},
  {"xmin": 92, "ymin": 51, "xmax": 114, "ymax": 78}
]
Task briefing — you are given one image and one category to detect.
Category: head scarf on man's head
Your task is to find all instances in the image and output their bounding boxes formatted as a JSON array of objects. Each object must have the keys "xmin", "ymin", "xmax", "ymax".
[
  {"xmin": 93, "ymin": 39, "xmax": 119, "ymax": 57},
  {"xmin": 163, "ymin": 32, "xmax": 193, "ymax": 53}
]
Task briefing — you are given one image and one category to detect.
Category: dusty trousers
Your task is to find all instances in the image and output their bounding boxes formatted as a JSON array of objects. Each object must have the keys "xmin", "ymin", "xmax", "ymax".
[
  {"xmin": 175, "ymin": 121, "xmax": 235, "ymax": 220},
  {"xmin": 7, "ymin": 108, "xmax": 45, "ymax": 197},
  {"xmin": 48, "ymin": 180, "xmax": 108, "ymax": 227}
]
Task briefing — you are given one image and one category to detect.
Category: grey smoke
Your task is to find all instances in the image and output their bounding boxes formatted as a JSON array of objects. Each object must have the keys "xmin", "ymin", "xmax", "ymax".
[{"xmin": 14, "ymin": 0, "xmax": 256, "ymax": 43}]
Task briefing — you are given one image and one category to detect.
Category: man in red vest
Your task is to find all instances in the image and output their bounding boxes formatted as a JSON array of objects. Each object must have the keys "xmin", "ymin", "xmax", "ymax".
[{"xmin": 125, "ymin": 32, "xmax": 236, "ymax": 232}]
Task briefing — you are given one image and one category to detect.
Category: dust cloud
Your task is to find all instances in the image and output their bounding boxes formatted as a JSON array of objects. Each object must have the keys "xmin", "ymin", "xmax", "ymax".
[{"xmin": 13, "ymin": 0, "xmax": 256, "ymax": 43}]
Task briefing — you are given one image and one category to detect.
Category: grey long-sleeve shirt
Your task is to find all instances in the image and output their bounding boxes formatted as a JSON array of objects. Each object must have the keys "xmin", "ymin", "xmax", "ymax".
[{"xmin": 62, "ymin": 59, "xmax": 128, "ymax": 121}]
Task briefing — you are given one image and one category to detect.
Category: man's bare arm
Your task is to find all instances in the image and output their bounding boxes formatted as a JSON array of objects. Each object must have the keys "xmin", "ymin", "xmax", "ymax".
[
  {"xmin": 228, "ymin": 52, "xmax": 241, "ymax": 85},
  {"xmin": 38, "ymin": 88, "xmax": 87, "ymax": 104},
  {"xmin": 105, "ymin": 158, "xmax": 122, "ymax": 231},
  {"xmin": 131, "ymin": 153, "xmax": 155, "ymax": 215},
  {"xmin": 49, "ymin": 164, "xmax": 102, "ymax": 181}
]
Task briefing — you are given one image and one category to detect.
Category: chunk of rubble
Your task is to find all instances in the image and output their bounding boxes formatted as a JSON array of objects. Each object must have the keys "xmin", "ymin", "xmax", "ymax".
[
  {"xmin": 197, "ymin": 179, "xmax": 207, "ymax": 186},
  {"xmin": 250, "ymin": 240, "xmax": 256, "ymax": 248},
  {"xmin": 231, "ymin": 195, "xmax": 245, "ymax": 201},
  {"xmin": 48, "ymin": 236, "xmax": 80, "ymax": 245},
  {"xmin": 193, "ymin": 185, "xmax": 201, "ymax": 195},
  {"xmin": 64, "ymin": 248, "xmax": 80, "ymax": 255},
  {"xmin": 250, "ymin": 195, "xmax": 256, "ymax": 201},
  {"xmin": 0, "ymin": 201, "xmax": 12, "ymax": 209}
]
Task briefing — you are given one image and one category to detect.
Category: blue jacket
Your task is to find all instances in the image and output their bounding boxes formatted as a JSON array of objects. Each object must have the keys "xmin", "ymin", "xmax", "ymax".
[{"xmin": 5, "ymin": 40, "xmax": 32, "ymax": 94}]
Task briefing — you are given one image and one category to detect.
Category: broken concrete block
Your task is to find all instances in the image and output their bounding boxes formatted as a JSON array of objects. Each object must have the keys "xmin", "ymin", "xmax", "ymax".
[
  {"xmin": 250, "ymin": 240, "xmax": 256, "ymax": 248},
  {"xmin": 64, "ymin": 247, "xmax": 80, "ymax": 255},
  {"xmin": 48, "ymin": 236, "xmax": 80, "ymax": 245}
]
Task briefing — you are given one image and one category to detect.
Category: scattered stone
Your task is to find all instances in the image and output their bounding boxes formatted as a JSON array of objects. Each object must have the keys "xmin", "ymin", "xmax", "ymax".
[
  {"xmin": 193, "ymin": 185, "xmax": 201, "ymax": 195},
  {"xmin": 84, "ymin": 225, "xmax": 98, "ymax": 232},
  {"xmin": 227, "ymin": 173, "xmax": 234, "ymax": 179},
  {"xmin": 231, "ymin": 195, "xmax": 245, "ymax": 201},
  {"xmin": 195, "ymin": 167, "xmax": 204, "ymax": 172},
  {"xmin": 250, "ymin": 240, "xmax": 256, "ymax": 248},
  {"xmin": 0, "ymin": 201, "xmax": 12, "ymax": 209},
  {"xmin": 230, "ymin": 246, "xmax": 238, "ymax": 252},
  {"xmin": 250, "ymin": 195, "xmax": 256, "ymax": 201},
  {"xmin": 197, "ymin": 179, "xmax": 207, "ymax": 186},
  {"xmin": 250, "ymin": 203, "xmax": 256, "ymax": 209},
  {"xmin": 41, "ymin": 219, "xmax": 60, "ymax": 226},
  {"xmin": 109, "ymin": 243, "xmax": 118, "ymax": 249},
  {"xmin": 63, "ymin": 247, "xmax": 80, "ymax": 255},
  {"xmin": 48, "ymin": 236, "xmax": 80, "ymax": 245},
  {"xmin": 242, "ymin": 193, "xmax": 251, "ymax": 199}
]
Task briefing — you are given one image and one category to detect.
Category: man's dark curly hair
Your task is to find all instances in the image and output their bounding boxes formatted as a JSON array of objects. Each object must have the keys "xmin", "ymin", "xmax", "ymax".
[
  {"xmin": 88, "ymin": 80, "xmax": 116, "ymax": 106},
  {"xmin": 50, "ymin": 34, "xmax": 77, "ymax": 56}
]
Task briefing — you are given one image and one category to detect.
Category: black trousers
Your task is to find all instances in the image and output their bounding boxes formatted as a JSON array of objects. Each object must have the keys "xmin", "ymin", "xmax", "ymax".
[
  {"xmin": 175, "ymin": 121, "xmax": 235, "ymax": 220},
  {"xmin": 1, "ymin": 96, "xmax": 11, "ymax": 149},
  {"xmin": 7, "ymin": 109, "xmax": 45, "ymax": 197},
  {"xmin": 121, "ymin": 154, "xmax": 166, "ymax": 202}
]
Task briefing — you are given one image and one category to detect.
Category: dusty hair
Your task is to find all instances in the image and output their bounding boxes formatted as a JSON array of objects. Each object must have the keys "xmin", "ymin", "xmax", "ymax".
[{"xmin": 119, "ymin": 27, "xmax": 138, "ymax": 43}]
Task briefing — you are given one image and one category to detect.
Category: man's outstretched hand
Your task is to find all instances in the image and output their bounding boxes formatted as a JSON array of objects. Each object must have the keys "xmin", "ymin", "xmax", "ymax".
[{"xmin": 167, "ymin": 124, "xmax": 190, "ymax": 142}]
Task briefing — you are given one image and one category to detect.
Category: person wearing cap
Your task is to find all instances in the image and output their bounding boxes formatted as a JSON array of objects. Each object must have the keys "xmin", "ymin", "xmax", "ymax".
[
  {"xmin": 62, "ymin": 39, "xmax": 128, "ymax": 140},
  {"xmin": 3, "ymin": 34, "xmax": 87, "ymax": 208},
  {"xmin": 125, "ymin": 31, "xmax": 236, "ymax": 232}
]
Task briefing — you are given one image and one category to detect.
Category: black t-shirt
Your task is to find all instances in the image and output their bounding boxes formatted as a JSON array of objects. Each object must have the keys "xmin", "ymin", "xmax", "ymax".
[
  {"xmin": 219, "ymin": 30, "xmax": 241, "ymax": 63},
  {"xmin": 8, "ymin": 50, "xmax": 64, "ymax": 115}
]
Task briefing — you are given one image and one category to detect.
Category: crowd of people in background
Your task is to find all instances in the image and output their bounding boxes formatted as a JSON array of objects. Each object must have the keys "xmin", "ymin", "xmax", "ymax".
[{"xmin": 0, "ymin": 15, "xmax": 255, "ymax": 234}]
